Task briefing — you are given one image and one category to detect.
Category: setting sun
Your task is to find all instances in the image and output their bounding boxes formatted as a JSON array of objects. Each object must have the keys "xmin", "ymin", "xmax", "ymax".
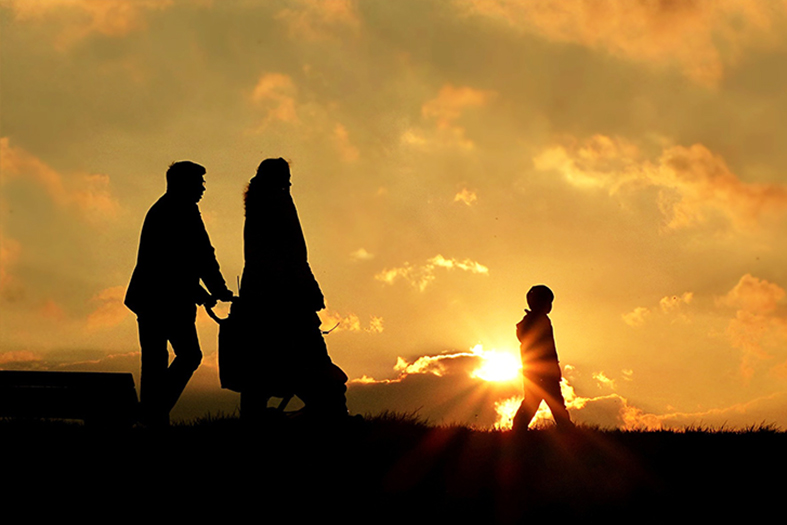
[{"xmin": 470, "ymin": 345, "xmax": 521, "ymax": 383}]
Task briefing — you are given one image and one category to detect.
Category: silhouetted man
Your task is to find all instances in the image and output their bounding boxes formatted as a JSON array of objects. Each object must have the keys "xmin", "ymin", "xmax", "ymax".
[{"xmin": 125, "ymin": 161, "xmax": 232, "ymax": 427}]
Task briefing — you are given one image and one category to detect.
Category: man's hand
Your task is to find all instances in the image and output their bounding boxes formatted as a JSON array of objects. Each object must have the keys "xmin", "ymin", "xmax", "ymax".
[{"xmin": 204, "ymin": 290, "xmax": 234, "ymax": 309}]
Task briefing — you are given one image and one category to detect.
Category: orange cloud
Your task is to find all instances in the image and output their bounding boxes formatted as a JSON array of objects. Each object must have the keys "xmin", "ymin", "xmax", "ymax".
[
  {"xmin": 644, "ymin": 392, "xmax": 787, "ymax": 429},
  {"xmin": 349, "ymin": 248, "xmax": 374, "ymax": 261},
  {"xmin": 0, "ymin": 350, "xmax": 41, "ymax": 367},
  {"xmin": 0, "ymin": 137, "xmax": 120, "ymax": 224},
  {"xmin": 403, "ymin": 84, "xmax": 497, "ymax": 150},
  {"xmin": 376, "ymin": 254, "xmax": 489, "ymax": 291},
  {"xmin": 534, "ymin": 135, "xmax": 787, "ymax": 232},
  {"xmin": 660, "ymin": 292, "xmax": 694, "ymax": 313},
  {"xmin": 351, "ymin": 345, "xmax": 780, "ymax": 430},
  {"xmin": 319, "ymin": 310, "xmax": 384, "ymax": 334},
  {"xmin": 360, "ymin": 345, "xmax": 517, "ymax": 385},
  {"xmin": 458, "ymin": 0, "xmax": 787, "ymax": 86},
  {"xmin": 622, "ymin": 306, "xmax": 650, "ymax": 327},
  {"xmin": 0, "ymin": 234, "xmax": 22, "ymax": 301},
  {"xmin": 275, "ymin": 0, "xmax": 361, "ymax": 41},
  {"xmin": 4, "ymin": 0, "xmax": 173, "ymax": 48},
  {"xmin": 718, "ymin": 274, "xmax": 787, "ymax": 379},
  {"xmin": 593, "ymin": 371, "xmax": 616, "ymax": 390},
  {"xmin": 454, "ymin": 188, "xmax": 478, "ymax": 206},
  {"xmin": 718, "ymin": 274, "xmax": 785, "ymax": 314},
  {"xmin": 422, "ymin": 84, "xmax": 496, "ymax": 129},
  {"xmin": 623, "ymin": 291, "xmax": 694, "ymax": 327},
  {"xmin": 250, "ymin": 73, "xmax": 299, "ymax": 125},
  {"xmin": 333, "ymin": 123, "xmax": 360, "ymax": 162},
  {"xmin": 40, "ymin": 298, "xmax": 66, "ymax": 322},
  {"xmin": 87, "ymin": 285, "xmax": 130, "ymax": 331}
]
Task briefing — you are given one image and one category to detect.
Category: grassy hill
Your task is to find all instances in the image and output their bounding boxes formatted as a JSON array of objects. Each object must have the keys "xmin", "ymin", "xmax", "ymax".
[{"xmin": 2, "ymin": 413, "xmax": 783, "ymax": 523}]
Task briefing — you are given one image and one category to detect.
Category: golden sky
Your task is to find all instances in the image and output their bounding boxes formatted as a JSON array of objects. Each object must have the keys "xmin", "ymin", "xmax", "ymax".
[{"xmin": 2, "ymin": 0, "xmax": 787, "ymax": 429}]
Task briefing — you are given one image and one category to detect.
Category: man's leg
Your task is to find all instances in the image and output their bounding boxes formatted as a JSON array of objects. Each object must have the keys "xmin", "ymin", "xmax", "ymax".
[
  {"xmin": 138, "ymin": 317, "xmax": 170, "ymax": 427},
  {"xmin": 163, "ymin": 319, "xmax": 202, "ymax": 414}
]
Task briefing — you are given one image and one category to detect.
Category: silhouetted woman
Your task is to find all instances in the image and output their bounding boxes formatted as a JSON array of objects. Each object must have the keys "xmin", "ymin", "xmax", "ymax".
[{"xmin": 238, "ymin": 158, "xmax": 348, "ymax": 421}]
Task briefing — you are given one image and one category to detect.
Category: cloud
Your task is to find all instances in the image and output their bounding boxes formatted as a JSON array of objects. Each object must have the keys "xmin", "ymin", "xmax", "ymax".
[
  {"xmin": 512, "ymin": 366, "xmax": 787, "ymax": 431},
  {"xmin": 376, "ymin": 254, "xmax": 489, "ymax": 291},
  {"xmin": 54, "ymin": 351, "xmax": 140, "ymax": 375},
  {"xmin": 349, "ymin": 248, "xmax": 374, "ymax": 261},
  {"xmin": 349, "ymin": 345, "xmax": 669, "ymax": 430},
  {"xmin": 0, "ymin": 234, "xmax": 23, "ymax": 301},
  {"xmin": 645, "ymin": 391, "xmax": 787, "ymax": 429},
  {"xmin": 422, "ymin": 84, "xmax": 496, "ymax": 129},
  {"xmin": 454, "ymin": 188, "xmax": 478, "ymax": 206},
  {"xmin": 457, "ymin": 0, "xmax": 787, "ymax": 86},
  {"xmin": 391, "ymin": 348, "xmax": 483, "ymax": 379},
  {"xmin": 0, "ymin": 350, "xmax": 42, "ymax": 368},
  {"xmin": 534, "ymin": 135, "xmax": 787, "ymax": 232},
  {"xmin": 250, "ymin": 73, "xmax": 299, "ymax": 125},
  {"xmin": 403, "ymin": 84, "xmax": 497, "ymax": 150},
  {"xmin": 3, "ymin": 0, "xmax": 174, "ymax": 48},
  {"xmin": 0, "ymin": 137, "xmax": 121, "ymax": 225},
  {"xmin": 592, "ymin": 371, "xmax": 616, "ymax": 389},
  {"xmin": 347, "ymin": 345, "xmax": 521, "ymax": 426},
  {"xmin": 623, "ymin": 291, "xmax": 694, "ymax": 327},
  {"xmin": 717, "ymin": 274, "xmax": 787, "ymax": 379},
  {"xmin": 40, "ymin": 298, "xmax": 66, "ymax": 322},
  {"xmin": 275, "ymin": 0, "xmax": 361, "ymax": 41},
  {"xmin": 319, "ymin": 310, "xmax": 384, "ymax": 333},
  {"xmin": 660, "ymin": 292, "xmax": 694, "ymax": 313},
  {"xmin": 718, "ymin": 274, "xmax": 785, "ymax": 314},
  {"xmin": 622, "ymin": 306, "xmax": 650, "ymax": 327},
  {"xmin": 87, "ymin": 285, "xmax": 130, "ymax": 331},
  {"xmin": 354, "ymin": 346, "xmax": 519, "ymax": 387},
  {"xmin": 333, "ymin": 123, "xmax": 360, "ymax": 162}
]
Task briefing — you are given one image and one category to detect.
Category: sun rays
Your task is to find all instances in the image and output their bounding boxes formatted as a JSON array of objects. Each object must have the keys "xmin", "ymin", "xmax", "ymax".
[{"xmin": 469, "ymin": 344, "xmax": 522, "ymax": 383}]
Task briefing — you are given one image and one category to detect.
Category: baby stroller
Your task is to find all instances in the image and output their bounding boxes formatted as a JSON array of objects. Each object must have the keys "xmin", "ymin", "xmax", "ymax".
[
  {"xmin": 205, "ymin": 300, "xmax": 294, "ymax": 412},
  {"xmin": 206, "ymin": 300, "xmax": 344, "ymax": 416}
]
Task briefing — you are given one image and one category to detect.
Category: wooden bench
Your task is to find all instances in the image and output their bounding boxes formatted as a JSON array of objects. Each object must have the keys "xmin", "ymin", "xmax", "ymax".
[{"xmin": 0, "ymin": 371, "xmax": 139, "ymax": 427}]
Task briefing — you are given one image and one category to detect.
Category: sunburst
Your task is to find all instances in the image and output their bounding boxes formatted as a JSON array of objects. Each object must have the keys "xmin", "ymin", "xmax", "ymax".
[{"xmin": 470, "ymin": 345, "xmax": 521, "ymax": 383}]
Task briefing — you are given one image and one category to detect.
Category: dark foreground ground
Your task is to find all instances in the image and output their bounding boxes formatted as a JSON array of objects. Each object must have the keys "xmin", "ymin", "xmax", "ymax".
[{"xmin": 2, "ymin": 413, "xmax": 784, "ymax": 523}]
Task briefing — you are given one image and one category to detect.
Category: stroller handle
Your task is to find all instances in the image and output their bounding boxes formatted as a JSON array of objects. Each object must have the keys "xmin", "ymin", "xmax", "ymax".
[
  {"xmin": 204, "ymin": 295, "xmax": 235, "ymax": 325},
  {"xmin": 205, "ymin": 300, "xmax": 340, "ymax": 334},
  {"xmin": 205, "ymin": 305, "xmax": 225, "ymax": 324}
]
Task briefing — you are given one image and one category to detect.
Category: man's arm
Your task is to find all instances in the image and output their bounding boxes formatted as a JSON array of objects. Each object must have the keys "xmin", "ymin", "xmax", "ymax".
[{"xmin": 193, "ymin": 210, "xmax": 232, "ymax": 301}]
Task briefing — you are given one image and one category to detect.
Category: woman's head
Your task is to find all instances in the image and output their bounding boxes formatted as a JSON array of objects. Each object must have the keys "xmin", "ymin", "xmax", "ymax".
[
  {"xmin": 245, "ymin": 157, "xmax": 291, "ymax": 211},
  {"xmin": 254, "ymin": 157, "xmax": 291, "ymax": 189}
]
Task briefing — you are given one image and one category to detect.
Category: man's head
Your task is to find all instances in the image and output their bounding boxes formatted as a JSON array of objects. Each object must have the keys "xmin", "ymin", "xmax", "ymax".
[
  {"xmin": 166, "ymin": 161, "xmax": 207, "ymax": 203},
  {"xmin": 254, "ymin": 157, "xmax": 291, "ymax": 190},
  {"xmin": 527, "ymin": 285, "xmax": 554, "ymax": 314}
]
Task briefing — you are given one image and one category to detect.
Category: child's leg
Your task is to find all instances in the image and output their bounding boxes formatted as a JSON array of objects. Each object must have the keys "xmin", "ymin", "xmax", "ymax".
[
  {"xmin": 513, "ymin": 377, "xmax": 544, "ymax": 430},
  {"xmin": 543, "ymin": 379, "xmax": 573, "ymax": 428}
]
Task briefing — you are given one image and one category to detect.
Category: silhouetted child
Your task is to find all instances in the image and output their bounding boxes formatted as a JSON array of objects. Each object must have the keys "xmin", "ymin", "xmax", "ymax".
[{"xmin": 512, "ymin": 285, "xmax": 573, "ymax": 431}]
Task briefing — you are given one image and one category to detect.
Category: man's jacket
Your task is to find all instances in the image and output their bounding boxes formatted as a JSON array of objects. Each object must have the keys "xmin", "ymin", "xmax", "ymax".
[{"xmin": 125, "ymin": 193, "xmax": 229, "ymax": 318}]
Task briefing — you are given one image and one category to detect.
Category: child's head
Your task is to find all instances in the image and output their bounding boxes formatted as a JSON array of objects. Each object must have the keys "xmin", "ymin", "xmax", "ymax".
[{"xmin": 527, "ymin": 285, "xmax": 554, "ymax": 313}]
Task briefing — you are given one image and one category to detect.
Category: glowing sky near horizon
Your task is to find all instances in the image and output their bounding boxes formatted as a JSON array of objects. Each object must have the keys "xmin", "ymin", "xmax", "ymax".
[{"xmin": 2, "ymin": 0, "xmax": 787, "ymax": 429}]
